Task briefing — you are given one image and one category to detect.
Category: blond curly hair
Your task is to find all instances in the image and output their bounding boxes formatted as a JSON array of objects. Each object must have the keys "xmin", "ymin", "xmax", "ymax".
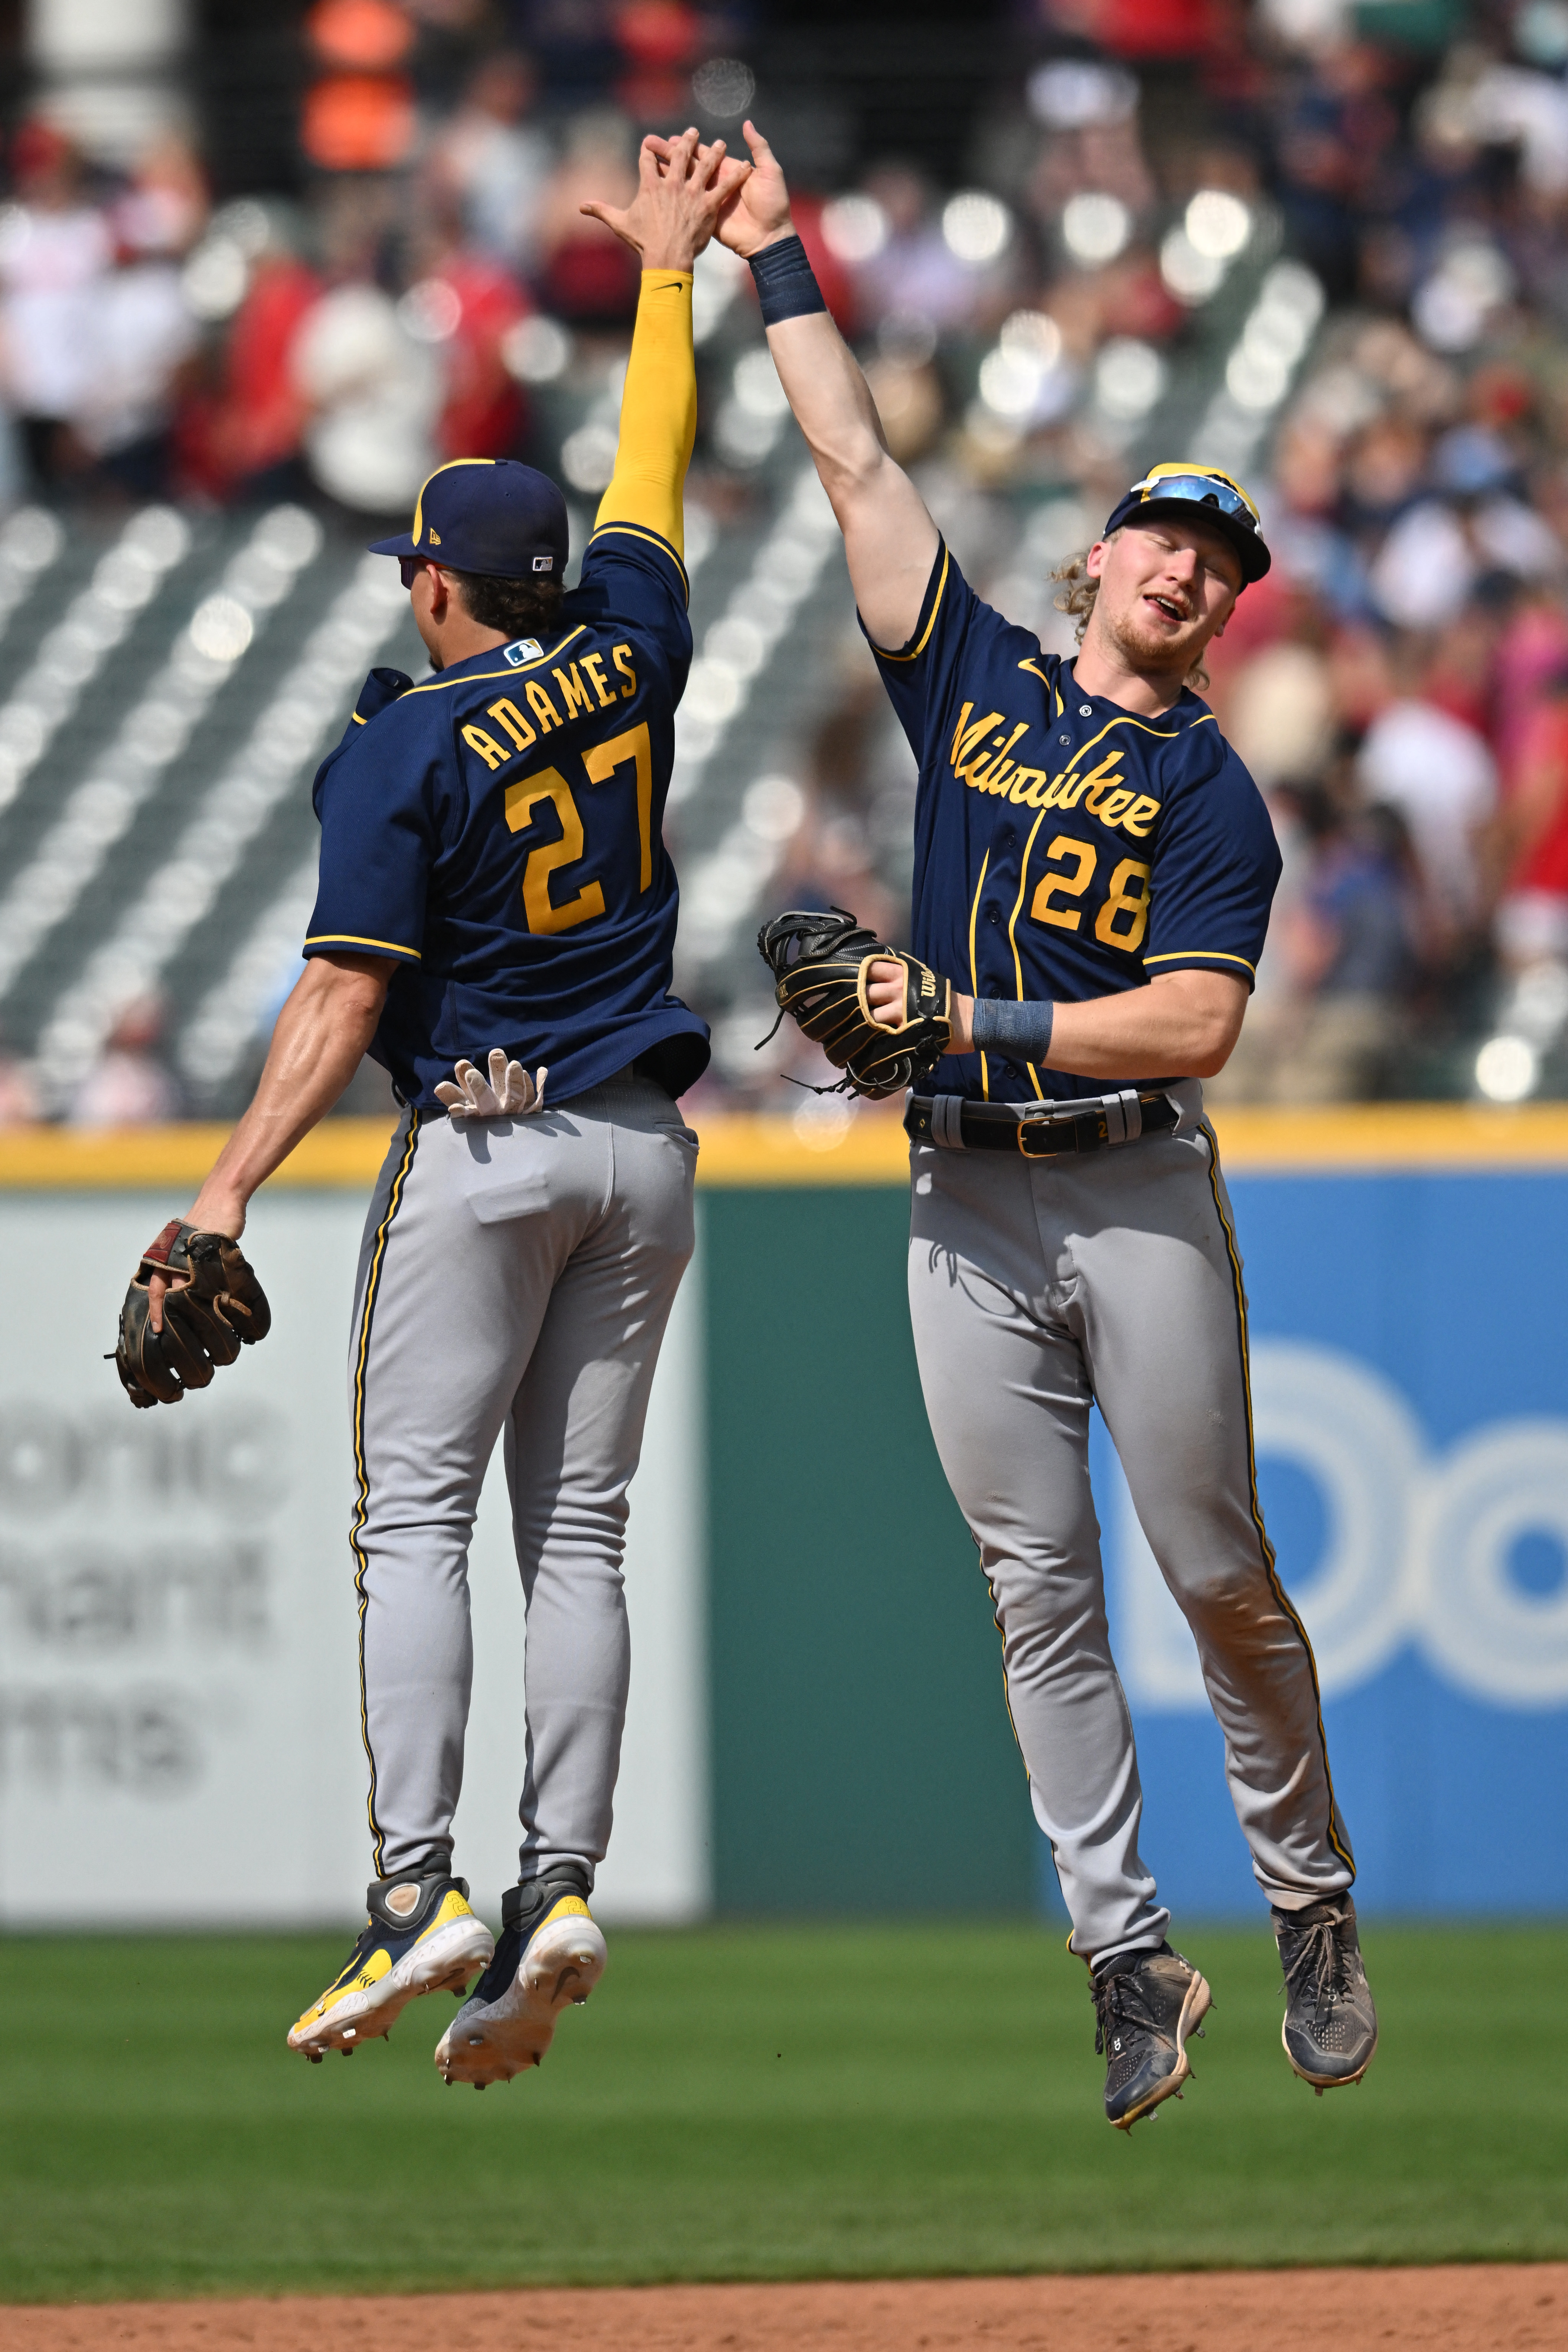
[{"xmin": 1052, "ymin": 541, "xmax": 1211, "ymax": 693}]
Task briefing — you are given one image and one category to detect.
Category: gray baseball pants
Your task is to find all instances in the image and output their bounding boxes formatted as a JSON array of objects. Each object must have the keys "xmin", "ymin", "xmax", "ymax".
[
  {"xmin": 348, "ymin": 1072, "xmax": 696, "ymax": 1888},
  {"xmin": 908, "ymin": 1092, "xmax": 1355, "ymax": 1966}
]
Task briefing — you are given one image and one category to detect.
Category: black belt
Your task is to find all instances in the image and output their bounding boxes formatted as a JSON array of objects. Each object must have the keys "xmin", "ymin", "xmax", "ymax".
[{"xmin": 904, "ymin": 1088, "xmax": 1179, "ymax": 1158}]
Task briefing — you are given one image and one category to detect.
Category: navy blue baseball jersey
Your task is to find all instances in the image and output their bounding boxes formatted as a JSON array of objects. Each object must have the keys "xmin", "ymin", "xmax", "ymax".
[
  {"xmin": 867, "ymin": 541, "xmax": 1282, "ymax": 1103},
  {"xmin": 304, "ymin": 523, "xmax": 710, "ymax": 1109}
]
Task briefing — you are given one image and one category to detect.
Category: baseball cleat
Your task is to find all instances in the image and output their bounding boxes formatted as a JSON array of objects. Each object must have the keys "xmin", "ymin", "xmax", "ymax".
[
  {"xmin": 1274, "ymin": 1894, "xmax": 1378, "ymax": 2091},
  {"xmin": 1091, "ymin": 1942, "xmax": 1212, "ymax": 2131},
  {"xmin": 435, "ymin": 1867, "xmax": 606, "ymax": 2088},
  {"xmin": 288, "ymin": 1869, "xmax": 494, "ymax": 2060}
]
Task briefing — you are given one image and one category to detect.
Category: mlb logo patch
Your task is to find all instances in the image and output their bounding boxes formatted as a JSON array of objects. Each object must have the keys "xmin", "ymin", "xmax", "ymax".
[
  {"xmin": 503, "ymin": 638, "xmax": 544, "ymax": 666},
  {"xmin": 532, "ymin": 555, "xmax": 554, "ymax": 572}
]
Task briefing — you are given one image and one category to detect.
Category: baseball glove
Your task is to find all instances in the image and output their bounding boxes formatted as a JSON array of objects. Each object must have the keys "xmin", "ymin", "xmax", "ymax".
[
  {"xmin": 756, "ymin": 907, "xmax": 953, "ymax": 1100},
  {"xmin": 113, "ymin": 1220, "xmax": 271, "ymax": 1410}
]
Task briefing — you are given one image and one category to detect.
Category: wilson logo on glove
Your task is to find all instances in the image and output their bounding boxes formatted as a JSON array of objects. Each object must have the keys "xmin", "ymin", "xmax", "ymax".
[{"xmin": 757, "ymin": 907, "xmax": 952, "ymax": 1100}]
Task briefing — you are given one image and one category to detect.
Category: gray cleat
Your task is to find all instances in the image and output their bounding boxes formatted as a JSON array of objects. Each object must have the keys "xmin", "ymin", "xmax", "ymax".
[
  {"xmin": 1273, "ymin": 1894, "xmax": 1378, "ymax": 2091},
  {"xmin": 434, "ymin": 1866, "xmax": 605, "ymax": 2088},
  {"xmin": 1091, "ymin": 1942, "xmax": 1212, "ymax": 2131}
]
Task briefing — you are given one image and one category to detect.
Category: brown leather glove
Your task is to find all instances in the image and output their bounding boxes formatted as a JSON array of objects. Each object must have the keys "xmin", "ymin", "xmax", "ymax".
[{"xmin": 113, "ymin": 1220, "xmax": 271, "ymax": 1409}]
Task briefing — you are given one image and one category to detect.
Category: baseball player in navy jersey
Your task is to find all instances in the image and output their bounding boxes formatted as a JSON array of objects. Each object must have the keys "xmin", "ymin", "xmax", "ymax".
[
  {"xmin": 138, "ymin": 131, "xmax": 746, "ymax": 2088},
  {"xmin": 715, "ymin": 127, "xmax": 1378, "ymax": 2128}
]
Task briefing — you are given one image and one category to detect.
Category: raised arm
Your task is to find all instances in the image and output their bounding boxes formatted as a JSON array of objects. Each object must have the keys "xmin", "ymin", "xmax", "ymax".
[
  {"xmin": 715, "ymin": 124, "xmax": 939, "ymax": 648},
  {"xmin": 582, "ymin": 128, "xmax": 746, "ymax": 560}
]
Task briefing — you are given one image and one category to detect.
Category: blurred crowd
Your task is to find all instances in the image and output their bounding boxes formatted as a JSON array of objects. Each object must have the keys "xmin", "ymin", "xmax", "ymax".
[
  {"xmin": 4, "ymin": 0, "xmax": 1568, "ymax": 1116},
  {"xmin": 1200, "ymin": 3, "xmax": 1568, "ymax": 1105}
]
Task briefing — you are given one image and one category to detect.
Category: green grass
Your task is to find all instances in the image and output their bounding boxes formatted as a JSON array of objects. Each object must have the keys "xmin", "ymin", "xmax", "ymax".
[{"xmin": 0, "ymin": 1922, "xmax": 1562, "ymax": 2301}]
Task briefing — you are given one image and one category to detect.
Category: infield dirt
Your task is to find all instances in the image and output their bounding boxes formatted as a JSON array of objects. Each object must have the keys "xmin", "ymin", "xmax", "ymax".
[{"xmin": 1, "ymin": 2267, "xmax": 1562, "ymax": 2351}]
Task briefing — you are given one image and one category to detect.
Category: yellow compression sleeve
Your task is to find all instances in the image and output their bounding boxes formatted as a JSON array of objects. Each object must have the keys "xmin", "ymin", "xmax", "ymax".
[{"xmin": 594, "ymin": 268, "xmax": 696, "ymax": 561}]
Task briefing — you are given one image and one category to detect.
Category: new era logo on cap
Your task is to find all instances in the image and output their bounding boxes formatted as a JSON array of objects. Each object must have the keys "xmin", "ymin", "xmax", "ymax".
[{"xmin": 367, "ymin": 459, "xmax": 570, "ymax": 583}]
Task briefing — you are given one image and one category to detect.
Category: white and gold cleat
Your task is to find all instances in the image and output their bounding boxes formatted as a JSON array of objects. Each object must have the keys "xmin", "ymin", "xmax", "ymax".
[
  {"xmin": 288, "ymin": 1872, "xmax": 495, "ymax": 2061},
  {"xmin": 435, "ymin": 1873, "xmax": 606, "ymax": 2088}
]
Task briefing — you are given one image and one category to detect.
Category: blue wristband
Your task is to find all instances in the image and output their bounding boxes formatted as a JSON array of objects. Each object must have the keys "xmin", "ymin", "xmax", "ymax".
[
  {"xmin": 970, "ymin": 996, "xmax": 1054, "ymax": 1064},
  {"xmin": 748, "ymin": 233, "xmax": 827, "ymax": 328}
]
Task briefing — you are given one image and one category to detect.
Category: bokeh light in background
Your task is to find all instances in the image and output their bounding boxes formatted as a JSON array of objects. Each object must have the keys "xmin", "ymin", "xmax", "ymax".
[{"xmin": 3, "ymin": 1, "xmax": 1568, "ymax": 1120}]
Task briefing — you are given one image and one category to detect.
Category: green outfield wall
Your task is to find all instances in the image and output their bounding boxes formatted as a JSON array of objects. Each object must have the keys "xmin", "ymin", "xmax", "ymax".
[{"xmin": 701, "ymin": 1187, "xmax": 1040, "ymax": 1916}]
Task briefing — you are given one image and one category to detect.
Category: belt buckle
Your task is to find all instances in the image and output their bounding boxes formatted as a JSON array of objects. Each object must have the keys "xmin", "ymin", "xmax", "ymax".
[{"xmin": 1019, "ymin": 1104, "xmax": 1107, "ymax": 1156}]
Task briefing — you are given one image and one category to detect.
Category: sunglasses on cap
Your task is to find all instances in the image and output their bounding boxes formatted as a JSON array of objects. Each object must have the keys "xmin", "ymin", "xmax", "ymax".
[{"xmin": 1128, "ymin": 470, "xmax": 1261, "ymax": 534}]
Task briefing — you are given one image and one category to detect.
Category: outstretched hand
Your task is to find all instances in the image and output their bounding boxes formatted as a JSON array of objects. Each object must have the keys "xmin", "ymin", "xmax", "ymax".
[
  {"xmin": 711, "ymin": 120, "xmax": 794, "ymax": 258},
  {"xmin": 580, "ymin": 126, "xmax": 750, "ymax": 273}
]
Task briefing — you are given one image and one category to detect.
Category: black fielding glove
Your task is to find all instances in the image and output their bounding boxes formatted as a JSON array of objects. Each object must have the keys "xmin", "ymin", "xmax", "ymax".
[{"xmin": 757, "ymin": 908, "xmax": 953, "ymax": 1101}]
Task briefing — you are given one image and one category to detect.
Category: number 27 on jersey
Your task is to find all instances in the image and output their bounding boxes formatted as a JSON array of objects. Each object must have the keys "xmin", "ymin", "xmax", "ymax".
[{"xmin": 492, "ymin": 714, "xmax": 653, "ymax": 938}]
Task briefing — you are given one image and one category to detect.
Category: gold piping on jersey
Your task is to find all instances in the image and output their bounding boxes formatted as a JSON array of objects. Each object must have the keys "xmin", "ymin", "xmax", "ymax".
[
  {"xmin": 1017, "ymin": 656, "xmax": 1052, "ymax": 686},
  {"xmin": 1063, "ymin": 711, "xmax": 1185, "ymax": 766},
  {"xmin": 1144, "ymin": 949, "xmax": 1256, "ymax": 974},
  {"xmin": 874, "ymin": 543, "xmax": 950, "ymax": 662},
  {"xmin": 1008, "ymin": 807, "xmax": 1050, "ymax": 1100},
  {"xmin": 585, "ymin": 521, "xmax": 690, "ymax": 606},
  {"xmin": 400, "ymin": 627, "xmax": 589, "ymax": 699},
  {"xmin": 304, "ymin": 932, "xmax": 421, "ymax": 960},
  {"xmin": 1200, "ymin": 1119, "xmax": 1356, "ymax": 1877},
  {"xmin": 968, "ymin": 846, "xmax": 991, "ymax": 1100},
  {"xmin": 349, "ymin": 1109, "xmax": 421, "ymax": 1875}
]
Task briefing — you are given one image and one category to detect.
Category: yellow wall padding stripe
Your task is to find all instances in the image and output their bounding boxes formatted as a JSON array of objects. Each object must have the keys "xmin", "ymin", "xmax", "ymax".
[
  {"xmin": 1200, "ymin": 1118, "xmax": 1356, "ymax": 1877},
  {"xmin": 873, "ymin": 543, "xmax": 949, "ymax": 662},
  {"xmin": 349, "ymin": 1109, "xmax": 421, "ymax": 1874},
  {"xmin": 10, "ymin": 1104, "xmax": 1568, "ymax": 1192}
]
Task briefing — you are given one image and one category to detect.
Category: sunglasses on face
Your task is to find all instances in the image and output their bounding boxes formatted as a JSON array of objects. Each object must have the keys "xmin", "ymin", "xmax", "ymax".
[
  {"xmin": 399, "ymin": 556, "xmax": 430, "ymax": 589},
  {"xmin": 1132, "ymin": 473, "xmax": 1262, "ymax": 533}
]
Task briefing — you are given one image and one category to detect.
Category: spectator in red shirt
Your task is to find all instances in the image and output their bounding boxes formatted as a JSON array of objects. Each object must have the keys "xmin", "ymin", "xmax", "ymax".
[
  {"xmin": 1489, "ymin": 672, "xmax": 1568, "ymax": 971},
  {"xmin": 176, "ymin": 228, "xmax": 322, "ymax": 504}
]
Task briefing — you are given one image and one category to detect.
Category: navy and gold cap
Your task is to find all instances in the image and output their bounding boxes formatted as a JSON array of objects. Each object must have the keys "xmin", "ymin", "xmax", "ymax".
[
  {"xmin": 368, "ymin": 457, "xmax": 570, "ymax": 581},
  {"xmin": 1102, "ymin": 461, "xmax": 1269, "ymax": 585}
]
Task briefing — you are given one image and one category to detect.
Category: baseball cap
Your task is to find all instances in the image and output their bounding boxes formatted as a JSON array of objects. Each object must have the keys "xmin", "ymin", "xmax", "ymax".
[
  {"xmin": 1101, "ymin": 461, "xmax": 1270, "ymax": 585},
  {"xmin": 368, "ymin": 457, "xmax": 569, "ymax": 581}
]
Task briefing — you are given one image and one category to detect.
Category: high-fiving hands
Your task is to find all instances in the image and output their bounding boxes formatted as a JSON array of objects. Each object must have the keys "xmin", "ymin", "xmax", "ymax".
[
  {"xmin": 646, "ymin": 119, "xmax": 793, "ymax": 259},
  {"xmin": 708, "ymin": 120, "xmax": 795, "ymax": 258},
  {"xmin": 580, "ymin": 125, "xmax": 751, "ymax": 272}
]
